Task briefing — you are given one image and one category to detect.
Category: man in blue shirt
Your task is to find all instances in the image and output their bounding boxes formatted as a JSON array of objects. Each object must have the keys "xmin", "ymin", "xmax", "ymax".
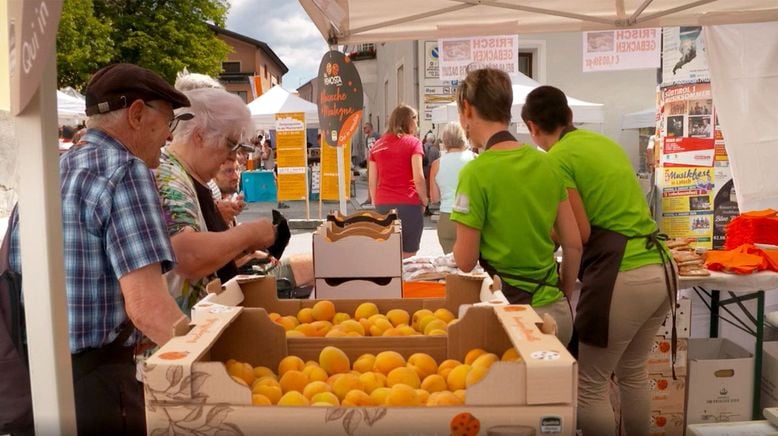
[{"xmin": 8, "ymin": 63, "xmax": 191, "ymax": 435}]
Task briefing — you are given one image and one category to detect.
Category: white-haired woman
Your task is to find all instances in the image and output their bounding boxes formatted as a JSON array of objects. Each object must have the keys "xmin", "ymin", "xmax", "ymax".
[
  {"xmin": 154, "ymin": 88, "xmax": 276, "ymax": 311},
  {"xmin": 429, "ymin": 122, "xmax": 475, "ymax": 253}
]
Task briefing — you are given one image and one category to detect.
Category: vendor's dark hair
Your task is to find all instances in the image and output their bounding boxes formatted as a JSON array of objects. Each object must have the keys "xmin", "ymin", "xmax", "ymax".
[
  {"xmin": 521, "ymin": 85, "xmax": 572, "ymax": 134},
  {"xmin": 456, "ymin": 68, "xmax": 512, "ymax": 125}
]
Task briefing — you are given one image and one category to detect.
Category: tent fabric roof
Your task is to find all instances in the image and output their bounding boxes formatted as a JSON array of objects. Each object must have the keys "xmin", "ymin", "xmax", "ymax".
[
  {"xmin": 246, "ymin": 85, "xmax": 319, "ymax": 129},
  {"xmin": 300, "ymin": 0, "xmax": 778, "ymax": 44},
  {"xmin": 622, "ymin": 108, "xmax": 657, "ymax": 129}
]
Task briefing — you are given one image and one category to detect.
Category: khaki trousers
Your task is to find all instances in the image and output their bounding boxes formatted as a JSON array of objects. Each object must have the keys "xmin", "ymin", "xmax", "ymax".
[
  {"xmin": 436, "ymin": 212, "xmax": 456, "ymax": 254},
  {"xmin": 577, "ymin": 264, "xmax": 670, "ymax": 436},
  {"xmin": 534, "ymin": 297, "xmax": 574, "ymax": 347}
]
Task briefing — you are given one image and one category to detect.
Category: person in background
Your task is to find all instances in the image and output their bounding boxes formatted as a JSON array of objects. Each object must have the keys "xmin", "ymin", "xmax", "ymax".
[
  {"xmin": 361, "ymin": 122, "xmax": 380, "ymax": 206},
  {"xmin": 174, "ymin": 70, "xmax": 224, "ymax": 92},
  {"xmin": 450, "ymin": 68, "xmax": 581, "ymax": 346},
  {"xmin": 369, "ymin": 104, "xmax": 427, "ymax": 258},
  {"xmin": 8, "ymin": 63, "xmax": 191, "ymax": 434},
  {"xmin": 522, "ymin": 85, "xmax": 673, "ymax": 436},
  {"xmin": 58, "ymin": 124, "xmax": 77, "ymax": 154},
  {"xmin": 429, "ymin": 122, "xmax": 475, "ymax": 253},
  {"xmin": 422, "ymin": 132, "xmax": 441, "ymax": 216},
  {"xmin": 212, "ymin": 155, "xmax": 245, "ymax": 226}
]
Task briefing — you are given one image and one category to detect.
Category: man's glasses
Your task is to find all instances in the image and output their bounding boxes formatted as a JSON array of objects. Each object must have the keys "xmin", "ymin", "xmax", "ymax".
[{"xmin": 144, "ymin": 101, "xmax": 194, "ymax": 133}]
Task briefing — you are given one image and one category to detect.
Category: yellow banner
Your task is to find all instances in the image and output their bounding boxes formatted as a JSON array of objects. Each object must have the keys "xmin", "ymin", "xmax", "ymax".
[
  {"xmin": 275, "ymin": 112, "xmax": 307, "ymax": 201},
  {"xmin": 659, "ymin": 167, "xmax": 714, "ymax": 248},
  {"xmin": 320, "ymin": 139, "xmax": 351, "ymax": 200}
]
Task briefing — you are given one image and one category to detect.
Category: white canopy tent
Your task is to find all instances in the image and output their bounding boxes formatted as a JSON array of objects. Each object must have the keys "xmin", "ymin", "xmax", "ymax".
[
  {"xmin": 56, "ymin": 90, "xmax": 85, "ymax": 124},
  {"xmin": 246, "ymin": 85, "xmax": 319, "ymax": 130},
  {"xmin": 622, "ymin": 108, "xmax": 656, "ymax": 129},
  {"xmin": 431, "ymin": 73, "xmax": 604, "ymax": 124},
  {"xmin": 299, "ymin": 0, "xmax": 778, "ymax": 44}
]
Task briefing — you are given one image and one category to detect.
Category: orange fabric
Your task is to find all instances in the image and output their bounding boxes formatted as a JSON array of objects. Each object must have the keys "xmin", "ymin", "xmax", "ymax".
[
  {"xmin": 742, "ymin": 209, "xmax": 777, "ymax": 217},
  {"xmin": 704, "ymin": 243, "xmax": 778, "ymax": 274},
  {"xmin": 725, "ymin": 209, "xmax": 778, "ymax": 250},
  {"xmin": 402, "ymin": 281, "xmax": 446, "ymax": 299}
]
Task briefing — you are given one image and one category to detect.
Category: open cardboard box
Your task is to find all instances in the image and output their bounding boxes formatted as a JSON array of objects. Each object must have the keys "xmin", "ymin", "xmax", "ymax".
[
  {"xmin": 313, "ymin": 220, "xmax": 403, "ymax": 279},
  {"xmin": 145, "ymin": 302, "xmax": 577, "ymax": 435}
]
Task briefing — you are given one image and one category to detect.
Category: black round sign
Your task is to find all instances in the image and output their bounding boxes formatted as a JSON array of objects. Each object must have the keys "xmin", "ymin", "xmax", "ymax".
[{"xmin": 317, "ymin": 50, "xmax": 364, "ymax": 147}]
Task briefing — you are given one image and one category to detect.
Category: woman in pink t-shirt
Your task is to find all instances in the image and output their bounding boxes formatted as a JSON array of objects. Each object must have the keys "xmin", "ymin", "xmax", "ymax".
[{"xmin": 368, "ymin": 104, "xmax": 428, "ymax": 257}]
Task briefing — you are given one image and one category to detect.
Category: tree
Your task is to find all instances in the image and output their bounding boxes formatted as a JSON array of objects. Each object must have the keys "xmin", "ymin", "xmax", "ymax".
[
  {"xmin": 56, "ymin": 0, "xmax": 115, "ymax": 90},
  {"xmin": 57, "ymin": 0, "xmax": 231, "ymax": 89}
]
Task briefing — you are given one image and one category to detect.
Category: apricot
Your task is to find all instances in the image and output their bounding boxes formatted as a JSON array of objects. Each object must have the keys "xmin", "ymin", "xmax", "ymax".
[
  {"xmin": 279, "ymin": 370, "xmax": 309, "ymax": 393},
  {"xmin": 385, "ymin": 384, "xmax": 421, "ymax": 406},
  {"xmin": 386, "ymin": 367, "xmax": 421, "ymax": 389},
  {"xmin": 453, "ymin": 389, "xmax": 466, "ymax": 402},
  {"xmin": 325, "ymin": 326, "xmax": 349, "ymax": 337},
  {"xmin": 311, "ymin": 300, "xmax": 336, "ymax": 321},
  {"xmin": 433, "ymin": 308, "xmax": 456, "ymax": 323},
  {"xmin": 226, "ymin": 361, "xmax": 255, "ymax": 386},
  {"xmin": 464, "ymin": 348, "xmax": 487, "ymax": 365},
  {"xmin": 251, "ymin": 393, "xmax": 272, "ymax": 406},
  {"xmin": 331, "ymin": 373, "xmax": 364, "ymax": 400},
  {"xmin": 352, "ymin": 353, "xmax": 376, "ymax": 373},
  {"xmin": 386, "ymin": 308, "xmax": 410, "ymax": 327},
  {"xmin": 309, "ymin": 320, "xmax": 333, "ymax": 337},
  {"xmin": 285, "ymin": 330, "xmax": 306, "ymax": 338},
  {"xmin": 354, "ymin": 302, "xmax": 379, "ymax": 320},
  {"xmin": 433, "ymin": 390, "xmax": 463, "ymax": 406},
  {"xmin": 302, "ymin": 365, "xmax": 328, "ymax": 383},
  {"xmin": 427, "ymin": 329, "xmax": 447, "ymax": 336},
  {"xmin": 319, "ymin": 346, "xmax": 351, "ymax": 376},
  {"xmin": 421, "ymin": 374, "xmax": 448, "ymax": 393},
  {"xmin": 302, "ymin": 380, "xmax": 332, "ymax": 400},
  {"xmin": 278, "ymin": 355, "xmax": 305, "ymax": 376},
  {"xmin": 465, "ymin": 366, "xmax": 489, "ymax": 387},
  {"xmin": 411, "ymin": 309, "xmax": 434, "ymax": 331},
  {"xmin": 446, "ymin": 364, "xmax": 472, "ymax": 391},
  {"xmin": 252, "ymin": 384, "xmax": 282, "ymax": 404},
  {"xmin": 311, "ymin": 391, "xmax": 340, "ymax": 406},
  {"xmin": 252, "ymin": 366, "xmax": 276, "ymax": 380},
  {"xmin": 471, "ymin": 353, "xmax": 499, "ymax": 369},
  {"xmin": 369, "ymin": 387, "xmax": 391, "ymax": 405},
  {"xmin": 267, "ymin": 312, "xmax": 282, "ymax": 322},
  {"xmin": 277, "ymin": 391, "xmax": 309, "ymax": 406},
  {"xmin": 338, "ymin": 319, "xmax": 365, "ymax": 336},
  {"xmin": 358, "ymin": 371, "xmax": 385, "ymax": 394},
  {"xmin": 332, "ymin": 312, "xmax": 351, "ymax": 325},
  {"xmin": 417, "ymin": 315, "xmax": 437, "ymax": 333},
  {"xmin": 276, "ymin": 315, "xmax": 299, "ymax": 331},
  {"xmin": 415, "ymin": 388, "xmax": 430, "ymax": 404},
  {"xmin": 342, "ymin": 389, "xmax": 374, "ymax": 407},
  {"xmin": 297, "ymin": 307, "xmax": 315, "ymax": 324},
  {"xmin": 437, "ymin": 359, "xmax": 461, "ymax": 379},
  {"xmin": 407, "ymin": 353, "xmax": 438, "ymax": 379},
  {"xmin": 369, "ymin": 318, "xmax": 394, "ymax": 336},
  {"xmin": 501, "ymin": 347, "xmax": 520, "ymax": 361},
  {"xmin": 373, "ymin": 351, "xmax": 406, "ymax": 375},
  {"xmin": 423, "ymin": 319, "xmax": 448, "ymax": 335}
]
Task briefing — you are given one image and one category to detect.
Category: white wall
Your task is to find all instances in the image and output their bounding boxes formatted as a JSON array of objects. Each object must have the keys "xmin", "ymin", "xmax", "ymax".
[
  {"xmin": 531, "ymin": 31, "xmax": 658, "ymax": 170},
  {"xmin": 370, "ymin": 41, "xmax": 419, "ymax": 134},
  {"xmin": 0, "ymin": 111, "xmax": 18, "ymax": 218}
]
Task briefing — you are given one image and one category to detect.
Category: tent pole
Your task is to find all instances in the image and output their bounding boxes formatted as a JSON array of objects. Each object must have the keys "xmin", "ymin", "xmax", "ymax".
[
  {"xmin": 473, "ymin": 0, "xmax": 617, "ymax": 26},
  {"xmin": 628, "ymin": 0, "xmax": 654, "ymax": 24},
  {"xmin": 15, "ymin": 49, "xmax": 77, "ymax": 436},
  {"xmin": 635, "ymin": 0, "xmax": 716, "ymax": 24}
]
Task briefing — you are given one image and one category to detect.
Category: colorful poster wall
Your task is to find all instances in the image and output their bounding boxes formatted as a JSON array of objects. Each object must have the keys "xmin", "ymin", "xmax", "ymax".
[
  {"xmin": 275, "ymin": 112, "xmax": 308, "ymax": 201},
  {"xmin": 657, "ymin": 28, "xmax": 737, "ymax": 249},
  {"xmin": 320, "ymin": 140, "xmax": 351, "ymax": 200}
]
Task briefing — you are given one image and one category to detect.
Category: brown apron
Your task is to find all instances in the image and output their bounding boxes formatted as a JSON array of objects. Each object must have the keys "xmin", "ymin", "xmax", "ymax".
[{"xmin": 479, "ymin": 257, "xmax": 559, "ymax": 305}]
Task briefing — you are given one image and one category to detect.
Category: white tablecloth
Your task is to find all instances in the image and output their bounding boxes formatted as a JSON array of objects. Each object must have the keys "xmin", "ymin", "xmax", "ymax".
[{"xmin": 679, "ymin": 270, "xmax": 778, "ymax": 293}]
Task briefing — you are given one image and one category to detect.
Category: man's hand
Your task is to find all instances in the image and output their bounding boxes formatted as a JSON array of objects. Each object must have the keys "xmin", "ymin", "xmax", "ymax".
[
  {"xmin": 238, "ymin": 218, "xmax": 276, "ymax": 251},
  {"xmin": 216, "ymin": 194, "xmax": 245, "ymax": 225}
]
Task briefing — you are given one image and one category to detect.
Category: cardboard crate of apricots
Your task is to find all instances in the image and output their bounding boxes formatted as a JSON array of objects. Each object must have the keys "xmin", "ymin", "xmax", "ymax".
[{"xmin": 144, "ymin": 276, "xmax": 577, "ymax": 435}]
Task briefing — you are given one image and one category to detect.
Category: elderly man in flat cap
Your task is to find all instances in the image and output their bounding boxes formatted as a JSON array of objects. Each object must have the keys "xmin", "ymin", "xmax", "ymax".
[{"xmin": 7, "ymin": 63, "xmax": 192, "ymax": 435}]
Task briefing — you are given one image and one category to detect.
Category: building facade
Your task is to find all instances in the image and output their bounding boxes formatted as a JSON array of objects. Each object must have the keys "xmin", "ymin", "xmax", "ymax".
[{"xmin": 209, "ymin": 24, "xmax": 288, "ymax": 103}]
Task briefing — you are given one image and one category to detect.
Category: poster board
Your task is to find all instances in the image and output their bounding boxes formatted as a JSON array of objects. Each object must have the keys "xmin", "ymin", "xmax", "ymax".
[
  {"xmin": 582, "ymin": 28, "xmax": 660, "ymax": 72},
  {"xmin": 320, "ymin": 139, "xmax": 351, "ymax": 200},
  {"xmin": 274, "ymin": 112, "xmax": 308, "ymax": 201},
  {"xmin": 437, "ymin": 35, "xmax": 519, "ymax": 81}
]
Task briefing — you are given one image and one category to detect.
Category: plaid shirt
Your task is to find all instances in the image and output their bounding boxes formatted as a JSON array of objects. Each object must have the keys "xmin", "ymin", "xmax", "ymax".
[{"xmin": 9, "ymin": 129, "xmax": 175, "ymax": 353}]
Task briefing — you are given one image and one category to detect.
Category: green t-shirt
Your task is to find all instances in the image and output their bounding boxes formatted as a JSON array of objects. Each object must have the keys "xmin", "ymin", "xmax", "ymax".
[
  {"xmin": 546, "ymin": 129, "xmax": 664, "ymax": 271},
  {"xmin": 450, "ymin": 146, "xmax": 567, "ymax": 307}
]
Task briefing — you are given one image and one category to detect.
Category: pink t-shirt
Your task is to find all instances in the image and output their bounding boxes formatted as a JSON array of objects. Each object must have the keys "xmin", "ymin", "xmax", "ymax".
[{"xmin": 369, "ymin": 134, "xmax": 424, "ymax": 205}]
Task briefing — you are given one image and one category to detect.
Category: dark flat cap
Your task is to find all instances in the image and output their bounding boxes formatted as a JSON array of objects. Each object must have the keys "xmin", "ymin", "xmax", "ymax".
[{"xmin": 84, "ymin": 63, "xmax": 190, "ymax": 116}]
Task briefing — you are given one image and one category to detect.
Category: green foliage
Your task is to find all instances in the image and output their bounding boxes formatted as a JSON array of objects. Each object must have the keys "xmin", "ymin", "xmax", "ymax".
[
  {"xmin": 56, "ymin": 0, "xmax": 115, "ymax": 90},
  {"xmin": 57, "ymin": 0, "xmax": 232, "ymax": 90}
]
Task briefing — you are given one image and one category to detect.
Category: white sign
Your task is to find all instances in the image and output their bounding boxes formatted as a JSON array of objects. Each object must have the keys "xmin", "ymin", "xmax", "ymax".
[
  {"xmin": 438, "ymin": 35, "xmax": 519, "ymax": 81},
  {"xmin": 582, "ymin": 28, "xmax": 660, "ymax": 72},
  {"xmin": 424, "ymin": 40, "xmax": 439, "ymax": 79}
]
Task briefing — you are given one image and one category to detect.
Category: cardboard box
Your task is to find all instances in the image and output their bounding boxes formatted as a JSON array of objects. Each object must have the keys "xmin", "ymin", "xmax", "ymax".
[
  {"xmin": 647, "ymin": 337, "xmax": 688, "ymax": 377},
  {"xmin": 762, "ymin": 341, "xmax": 778, "ymax": 410},
  {"xmin": 313, "ymin": 221, "xmax": 402, "ymax": 278},
  {"xmin": 194, "ymin": 274, "xmax": 487, "ymax": 323},
  {"xmin": 145, "ymin": 303, "xmax": 577, "ymax": 435},
  {"xmin": 687, "ymin": 420, "xmax": 778, "ymax": 435},
  {"xmin": 314, "ymin": 277, "xmax": 403, "ymax": 300},
  {"xmin": 649, "ymin": 374, "xmax": 687, "ymax": 413},
  {"xmin": 657, "ymin": 298, "xmax": 691, "ymax": 339},
  {"xmin": 650, "ymin": 410, "xmax": 686, "ymax": 436},
  {"xmin": 686, "ymin": 338, "xmax": 754, "ymax": 425}
]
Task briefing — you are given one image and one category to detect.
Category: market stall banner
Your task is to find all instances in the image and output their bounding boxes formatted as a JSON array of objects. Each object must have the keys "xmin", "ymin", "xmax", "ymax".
[
  {"xmin": 438, "ymin": 35, "xmax": 519, "ymax": 81},
  {"xmin": 275, "ymin": 112, "xmax": 308, "ymax": 201},
  {"xmin": 2, "ymin": 0, "xmax": 62, "ymax": 115},
  {"xmin": 320, "ymin": 138, "xmax": 351, "ymax": 200},
  {"xmin": 582, "ymin": 28, "xmax": 660, "ymax": 73},
  {"xmin": 316, "ymin": 50, "xmax": 363, "ymax": 148}
]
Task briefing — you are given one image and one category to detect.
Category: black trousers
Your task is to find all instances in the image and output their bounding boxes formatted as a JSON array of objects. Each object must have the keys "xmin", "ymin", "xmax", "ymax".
[{"xmin": 71, "ymin": 348, "xmax": 145, "ymax": 435}]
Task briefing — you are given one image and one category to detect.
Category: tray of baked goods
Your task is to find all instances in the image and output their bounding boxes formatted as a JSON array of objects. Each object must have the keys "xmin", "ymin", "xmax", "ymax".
[{"xmin": 667, "ymin": 238, "xmax": 710, "ymax": 277}]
